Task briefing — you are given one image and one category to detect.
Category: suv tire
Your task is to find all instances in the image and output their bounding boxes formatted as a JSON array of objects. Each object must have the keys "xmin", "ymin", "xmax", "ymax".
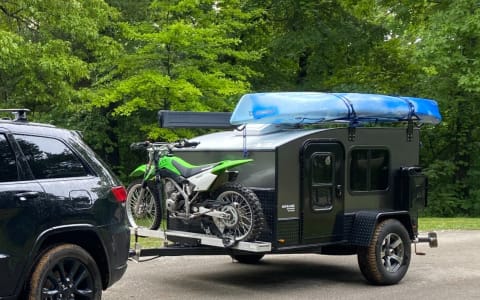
[{"xmin": 29, "ymin": 244, "xmax": 102, "ymax": 300}]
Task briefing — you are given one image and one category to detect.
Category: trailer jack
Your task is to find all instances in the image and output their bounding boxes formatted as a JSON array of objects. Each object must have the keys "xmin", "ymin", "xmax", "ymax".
[{"xmin": 414, "ymin": 232, "xmax": 438, "ymax": 255}]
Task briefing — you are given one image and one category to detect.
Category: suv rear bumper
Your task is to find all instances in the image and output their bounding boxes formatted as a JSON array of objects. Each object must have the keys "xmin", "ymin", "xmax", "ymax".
[{"xmin": 98, "ymin": 222, "xmax": 130, "ymax": 288}]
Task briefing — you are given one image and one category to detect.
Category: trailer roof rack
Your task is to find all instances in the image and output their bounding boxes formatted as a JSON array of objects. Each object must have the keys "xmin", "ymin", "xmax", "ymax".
[
  {"xmin": 0, "ymin": 108, "xmax": 30, "ymax": 122},
  {"xmin": 158, "ymin": 110, "xmax": 233, "ymax": 129}
]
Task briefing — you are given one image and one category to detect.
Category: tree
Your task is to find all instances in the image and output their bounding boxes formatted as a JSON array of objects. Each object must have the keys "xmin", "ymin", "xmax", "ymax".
[
  {"xmin": 83, "ymin": 0, "xmax": 263, "ymax": 174},
  {"xmin": 243, "ymin": 0, "xmax": 408, "ymax": 93},
  {"xmin": 381, "ymin": 0, "xmax": 480, "ymax": 215},
  {"xmin": 0, "ymin": 0, "xmax": 120, "ymax": 113}
]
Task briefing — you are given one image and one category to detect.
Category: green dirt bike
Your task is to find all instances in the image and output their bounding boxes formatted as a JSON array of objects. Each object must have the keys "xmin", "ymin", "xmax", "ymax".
[{"xmin": 126, "ymin": 139, "xmax": 264, "ymax": 244}]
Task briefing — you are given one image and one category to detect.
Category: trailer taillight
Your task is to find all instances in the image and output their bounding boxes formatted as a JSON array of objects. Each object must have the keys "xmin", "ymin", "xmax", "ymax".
[{"xmin": 111, "ymin": 186, "xmax": 127, "ymax": 203}]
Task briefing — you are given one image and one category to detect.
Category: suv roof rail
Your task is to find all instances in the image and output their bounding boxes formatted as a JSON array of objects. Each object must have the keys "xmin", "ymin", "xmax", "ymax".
[{"xmin": 0, "ymin": 108, "xmax": 31, "ymax": 122}]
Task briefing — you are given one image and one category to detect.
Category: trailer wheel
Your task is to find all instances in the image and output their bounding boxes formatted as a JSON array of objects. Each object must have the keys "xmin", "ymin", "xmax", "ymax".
[
  {"xmin": 126, "ymin": 179, "xmax": 162, "ymax": 230},
  {"xmin": 357, "ymin": 219, "xmax": 411, "ymax": 285},
  {"xmin": 29, "ymin": 244, "xmax": 102, "ymax": 300},
  {"xmin": 230, "ymin": 254, "xmax": 265, "ymax": 264}
]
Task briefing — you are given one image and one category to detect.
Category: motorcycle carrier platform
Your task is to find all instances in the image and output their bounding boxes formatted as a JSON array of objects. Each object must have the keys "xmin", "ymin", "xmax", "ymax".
[{"xmin": 130, "ymin": 227, "xmax": 272, "ymax": 261}]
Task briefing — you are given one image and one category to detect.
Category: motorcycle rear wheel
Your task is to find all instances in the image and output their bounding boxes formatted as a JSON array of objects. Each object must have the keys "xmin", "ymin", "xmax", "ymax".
[
  {"xmin": 210, "ymin": 183, "xmax": 264, "ymax": 242},
  {"xmin": 126, "ymin": 179, "xmax": 162, "ymax": 230}
]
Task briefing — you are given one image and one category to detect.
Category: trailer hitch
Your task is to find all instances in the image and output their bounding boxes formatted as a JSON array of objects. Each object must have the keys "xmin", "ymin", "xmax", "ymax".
[
  {"xmin": 414, "ymin": 232, "xmax": 438, "ymax": 255},
  {"xmin": 128, "ymin": 245, "xmax": 140, "ymax": 262}
]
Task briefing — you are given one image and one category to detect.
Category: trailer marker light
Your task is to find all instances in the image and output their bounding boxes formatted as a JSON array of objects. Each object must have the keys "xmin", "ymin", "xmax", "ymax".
[{"xmin": 278, "ymin": 239, "xmax": 286, "ymax": 244}]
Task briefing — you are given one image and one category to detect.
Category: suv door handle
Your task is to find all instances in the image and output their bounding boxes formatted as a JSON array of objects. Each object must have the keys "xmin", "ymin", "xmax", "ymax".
[{"xmin": 15, "ymin": 191, "xmax": 40, "ymax": 201}]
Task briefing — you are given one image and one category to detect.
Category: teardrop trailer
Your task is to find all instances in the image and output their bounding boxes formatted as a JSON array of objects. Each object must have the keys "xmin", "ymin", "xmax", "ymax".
[{"xmin": 129, "ymin": 92, "xmax": 440, "ymax": 285}]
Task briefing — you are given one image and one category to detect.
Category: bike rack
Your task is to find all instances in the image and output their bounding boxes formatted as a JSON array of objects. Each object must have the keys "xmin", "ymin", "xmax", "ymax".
[{"xmin": 130, "ymin": 227, "xmax": 272, "ymax": 262}]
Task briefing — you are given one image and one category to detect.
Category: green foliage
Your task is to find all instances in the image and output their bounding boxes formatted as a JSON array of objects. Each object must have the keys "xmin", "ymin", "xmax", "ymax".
[
  {"xmin": 246, "ymin": 0, "xmax": 389, "ymax": 91},
  {"xmin": 423, "ymin": 160, "xmax": 462, "ymax": 216},
  {"xmin": 2, "ymin": 0, "xmax": 480, "ymax": 216},
  {"xmin": 60, "ymin": 0, "xmax": 265, "ymax": 176},
  {"xmin": 0, "ymin": 0, "xmax": 120, "ymax": 110},
  {"xmin": 405, "ymin": 0, "xmax": 480, "ymax": 216},
  {"xmin": 419, "ymin": 217, "xmax": 480, "ymax": 231}
]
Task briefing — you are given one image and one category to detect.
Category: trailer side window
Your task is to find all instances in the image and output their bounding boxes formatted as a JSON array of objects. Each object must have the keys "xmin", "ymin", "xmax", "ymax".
[
  {"xmin": 310, "ymin": 153, "xmax": 333, "ymax": 209},
  {"xmin": 350, "ymin": 149, "xmax": 389, "ymax": 191}
]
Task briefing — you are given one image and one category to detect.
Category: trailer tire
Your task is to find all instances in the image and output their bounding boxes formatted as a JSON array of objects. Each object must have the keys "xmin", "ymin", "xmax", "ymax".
[
  {"xmin": 29, "ymin": 244, "xmax": 102, "ymax": 300},
  {"xmin": 230, "ymin": 254, "xmax": 265, "ymax": 264},
  {"xmin": 357, "ymin": 219, "xmax": 411, "ymax": 285}
]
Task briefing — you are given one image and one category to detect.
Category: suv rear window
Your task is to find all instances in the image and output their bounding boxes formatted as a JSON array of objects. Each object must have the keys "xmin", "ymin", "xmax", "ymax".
[
  {"xmin": 0, "ymin": 134, "xmax": 18, "ymax": 182},
  {"xmin": 14, "ymin": 134, "xmax": 88, "ymax": 179}
]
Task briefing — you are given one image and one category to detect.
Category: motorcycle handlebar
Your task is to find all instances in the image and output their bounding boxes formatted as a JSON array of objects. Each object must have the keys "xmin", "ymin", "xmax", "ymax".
[
  {"xmin": 130, "ymin": 139, "xmax": 199, "ymax": 151},
  {"xmin": 130, "ymin": 141, "xmax": 150, "ymax": 150},
  {"xmin": 174, "ymin": 139, "xmax": 200, "ymax": 148}
]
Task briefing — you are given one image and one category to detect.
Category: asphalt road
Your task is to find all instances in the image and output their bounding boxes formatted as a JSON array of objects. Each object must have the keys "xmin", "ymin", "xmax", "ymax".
[{"xmin": 103, "ymin": 230, "xmax": 480, "ymax": 300}]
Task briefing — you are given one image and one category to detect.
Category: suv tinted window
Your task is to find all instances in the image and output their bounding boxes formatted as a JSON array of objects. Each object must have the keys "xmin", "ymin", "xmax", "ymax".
[
  {"xmin": 0, "ymin": 134, "xmax": 18, "ymax": 182},
  {"xmin": 14, "ymin": 134, "xmax": 88, "ymax": 179}
]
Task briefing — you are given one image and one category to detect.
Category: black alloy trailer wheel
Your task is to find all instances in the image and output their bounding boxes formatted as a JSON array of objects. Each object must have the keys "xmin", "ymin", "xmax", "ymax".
[
  {"xmin": 357, "ymin": 219, "xmax": 411, "ymax": 285},
  {"xmin": 29, "ymin": 244, "xmax": 102, "ymax": 300}
]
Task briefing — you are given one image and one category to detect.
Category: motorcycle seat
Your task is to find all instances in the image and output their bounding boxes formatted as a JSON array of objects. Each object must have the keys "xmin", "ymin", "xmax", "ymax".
[{"xmin": 172, "ymin": 159, "xmax": 219, "ymax": 178}]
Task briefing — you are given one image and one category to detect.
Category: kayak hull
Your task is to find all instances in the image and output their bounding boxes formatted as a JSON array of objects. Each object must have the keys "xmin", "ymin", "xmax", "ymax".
[{"xmin": 230, "ymin": 92, "xmax": 441, "ymax": 125}]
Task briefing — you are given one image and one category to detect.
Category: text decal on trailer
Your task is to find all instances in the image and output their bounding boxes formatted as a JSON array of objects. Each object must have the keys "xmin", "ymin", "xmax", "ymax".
[{"xmin": 282, "ymin": 204, "xmax": 296, "ymax": 213}]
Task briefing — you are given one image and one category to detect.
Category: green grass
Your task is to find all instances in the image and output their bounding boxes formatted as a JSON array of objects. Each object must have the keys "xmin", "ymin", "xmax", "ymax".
[
  {"xmin": 131, "ymin": 235, "xmax": 164, "ymax": 249},
  {"xmin": 130, "ymin": 217, "xmax": 480, "ymax": 249},
  {"xmin": 419, "ymin": 217, "xmax": 480, "ymax": 231}
]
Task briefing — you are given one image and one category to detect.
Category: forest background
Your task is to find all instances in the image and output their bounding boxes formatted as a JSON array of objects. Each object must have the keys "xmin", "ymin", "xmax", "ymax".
[{"xmin": 1, "ymin": 0, "xmax": 479, "ymax": 216}]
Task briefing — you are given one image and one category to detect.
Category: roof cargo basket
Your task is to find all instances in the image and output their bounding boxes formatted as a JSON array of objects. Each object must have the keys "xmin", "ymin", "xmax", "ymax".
[
  {"xmin": 0, "ymin": 109, "xmax": 30, "ymax": 122},
  {"xmin": 158, "ymin": 110, "xmax": 233, "ymax": 129}
]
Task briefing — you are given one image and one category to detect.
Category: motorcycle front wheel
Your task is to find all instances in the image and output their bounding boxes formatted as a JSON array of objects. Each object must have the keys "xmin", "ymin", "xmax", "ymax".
[
  {"xmin": 210, "ymin": 183, "xmax": 264, "ymax": 242},
  {"xmin": 126, "ymin": 179, "xmax": 162, "ymax": 230}
]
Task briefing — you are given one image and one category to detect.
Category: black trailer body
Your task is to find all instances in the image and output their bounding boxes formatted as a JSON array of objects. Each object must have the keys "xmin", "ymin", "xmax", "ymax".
[
  {"xmin": 172, "ymin": 124, "xmax": 427, "ymax": 253},
  {"xmin": 131, "ymin": 101, "xmax": 439, "ymax": 286}
]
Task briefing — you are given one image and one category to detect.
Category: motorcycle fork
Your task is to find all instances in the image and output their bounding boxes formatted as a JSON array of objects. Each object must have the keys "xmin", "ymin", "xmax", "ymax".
[{"xmin": 134, "ymin": 163, "xmax": 153, "ymax": 214}]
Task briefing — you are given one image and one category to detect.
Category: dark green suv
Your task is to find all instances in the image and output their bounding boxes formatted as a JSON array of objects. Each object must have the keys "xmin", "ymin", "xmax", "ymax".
[{"xmin": 0, "ymin": 110, "xmax": 130, "ymax": 299}]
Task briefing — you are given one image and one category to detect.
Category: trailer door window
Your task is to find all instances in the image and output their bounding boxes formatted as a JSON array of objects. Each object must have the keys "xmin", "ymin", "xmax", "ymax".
[
  {"xmin": 350, "ymin": 149, "xmax": 389, "ymax": 191},
  {"xmin": 310, "ymin": 153, "xmax": 333, "ymax": 210}
]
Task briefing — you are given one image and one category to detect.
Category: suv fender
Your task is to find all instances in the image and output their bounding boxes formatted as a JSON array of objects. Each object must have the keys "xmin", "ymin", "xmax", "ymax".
[
  {"xmin": 19, "ymin": 224, "xmax": 111, "ymax": 295},
  {"xmin": 349, "ymin": 211, "xmax": 414, "ymax": 247}
]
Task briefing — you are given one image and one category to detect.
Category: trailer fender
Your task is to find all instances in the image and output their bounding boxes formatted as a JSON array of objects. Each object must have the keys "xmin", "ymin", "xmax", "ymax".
[{"xmin": 350, "ymin": 211, "xmax": 414, "ymax": 247}]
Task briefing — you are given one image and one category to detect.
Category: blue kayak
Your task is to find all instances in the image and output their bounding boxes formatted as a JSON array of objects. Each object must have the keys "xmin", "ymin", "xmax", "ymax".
[{"xmin": 229, "ymin": 92, "xmax": 442, "ymax": 125}]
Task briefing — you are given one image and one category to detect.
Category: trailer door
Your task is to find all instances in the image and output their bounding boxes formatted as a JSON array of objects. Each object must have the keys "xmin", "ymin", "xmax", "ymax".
[{"xmin": 301, "ymin": 141, "xmax": 344, "ymax": 244}]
